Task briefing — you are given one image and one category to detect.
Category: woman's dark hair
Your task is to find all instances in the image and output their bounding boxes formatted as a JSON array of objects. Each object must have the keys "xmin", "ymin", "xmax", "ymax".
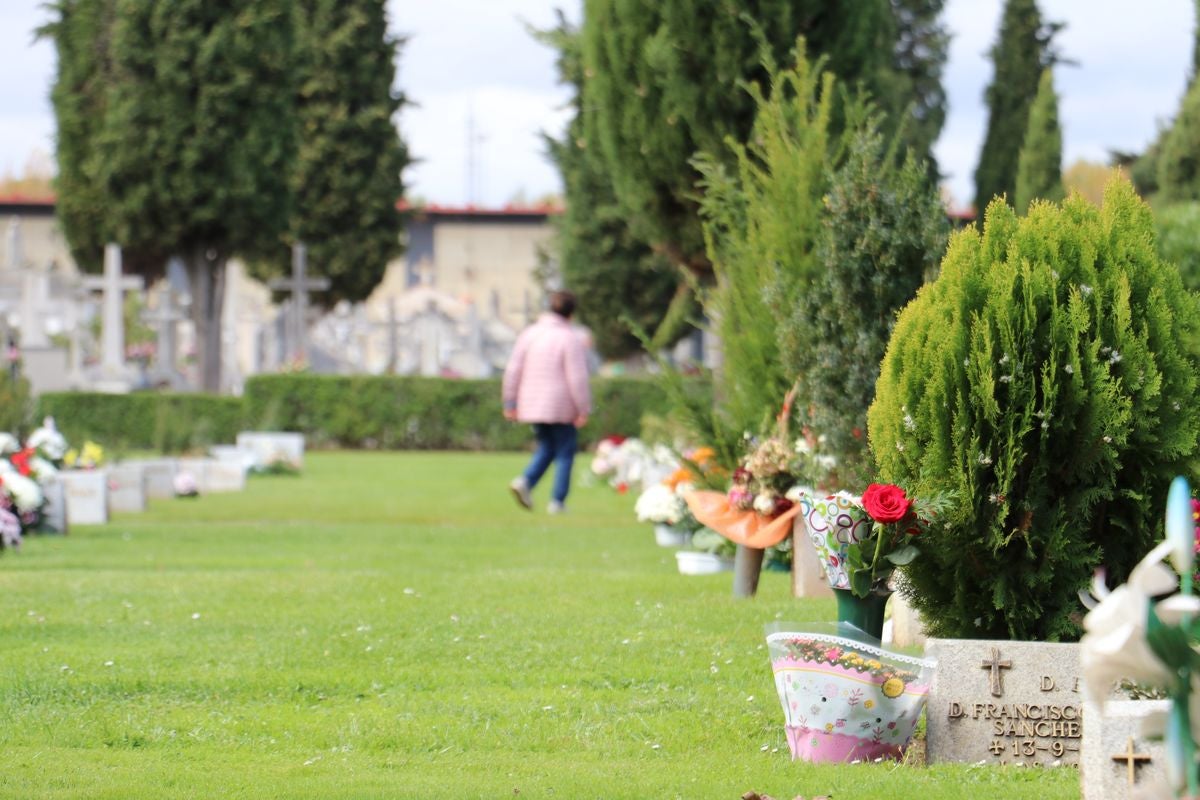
[{"xmin": 549, "ymin": 290, "xmax": 577, "ymax": 318}]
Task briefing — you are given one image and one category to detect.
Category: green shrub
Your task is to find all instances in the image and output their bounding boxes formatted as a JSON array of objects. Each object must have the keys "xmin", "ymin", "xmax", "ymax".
[
  {"xmin": 0, "ymin": 369, "xmax": 33, "ymax": 436},
  {"xmin": 36, "ymin": 392, "xmax": 244, "ymax": 454},
  {"xmin": 1154, "ymin": 201, "xmax": 1200, "ymax": 291},
  {"xmin": 242, "ymin": 374, "xmax": 696, "ymax": 451},
  {"xmin": 868, "ymin": 178, "xmax": 1200, "ymax": 641}
]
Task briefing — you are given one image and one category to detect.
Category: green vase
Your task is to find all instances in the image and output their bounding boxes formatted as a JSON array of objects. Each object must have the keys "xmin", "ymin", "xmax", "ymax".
[{"xmin": 834, "ymin": 588, "xmax": 890, "ymax": 641}]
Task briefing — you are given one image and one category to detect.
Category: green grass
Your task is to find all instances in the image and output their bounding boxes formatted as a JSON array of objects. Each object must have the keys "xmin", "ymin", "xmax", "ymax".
[{"xmin": 0, "ymin": 452, "xmax": 1079, "ymax": 799}]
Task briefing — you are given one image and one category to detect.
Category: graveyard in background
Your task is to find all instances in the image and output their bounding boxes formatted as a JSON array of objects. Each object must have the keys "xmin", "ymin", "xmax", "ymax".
[{"xmin": 0, "ymin": 195, "xmax": 559, "ymax": 395}]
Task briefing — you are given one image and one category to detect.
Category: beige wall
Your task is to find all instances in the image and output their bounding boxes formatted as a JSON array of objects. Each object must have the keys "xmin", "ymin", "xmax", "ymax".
[
  {"xmin": 429, "ymin": 219, "xmax": 551, "ymax": 329},
  {"xmin": 1, "ymin": 212, "xmax": 78, "ymax": 277}
]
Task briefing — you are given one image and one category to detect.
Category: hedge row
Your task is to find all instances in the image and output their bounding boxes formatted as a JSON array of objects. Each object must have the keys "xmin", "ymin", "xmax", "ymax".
[
  {"xmin": 35, "ymin": 392, "xmax": 244, "ymax": 454},
  {"xmin": 34, "ymin": 374, "xmax": 704, "ymax": 453}
]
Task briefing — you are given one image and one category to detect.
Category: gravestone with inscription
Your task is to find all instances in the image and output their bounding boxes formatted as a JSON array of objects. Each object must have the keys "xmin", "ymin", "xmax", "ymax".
[
  {"xmin": 108, "ymin": 464, "xmax": 147, "ymax": 514},
  {"xmin": 1081, "ymin": 699, "xmax": 1169, "ymax": 799},
  {"xmin": 59, "ymin": 469, "xmax": 109, "ymax": 526},
  {"xmin": 924, "ymin": 638, "xmax": 1082, "ymax": 767}
]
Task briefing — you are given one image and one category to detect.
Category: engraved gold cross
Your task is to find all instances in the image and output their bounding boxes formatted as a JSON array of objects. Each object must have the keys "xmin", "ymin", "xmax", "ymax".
[
  {"xmin": 1111, "ymin": 736, "xmax": 1151, "ymax": 786},
  {"xmin": 980, "ymin": 647, "xmax": 1012, "ymax": 697}
]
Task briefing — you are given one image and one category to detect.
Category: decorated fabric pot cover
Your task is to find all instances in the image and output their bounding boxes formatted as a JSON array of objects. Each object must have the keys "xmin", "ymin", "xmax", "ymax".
[
  {"xmin": 766, "ymin": 624, "xmax": 935, "ymax": 763},
  {"xmin": 797, "ymin": 492, "xmax": 873, "ymax": 591}
]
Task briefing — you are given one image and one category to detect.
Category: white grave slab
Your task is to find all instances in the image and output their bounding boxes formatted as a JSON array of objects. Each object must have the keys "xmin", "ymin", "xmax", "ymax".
[
  {"xmin": 1081, "ymin": 699, "xmax": 1169, "ymax": 799},
  {"xmin": 59, "ymin": 469, "xmax": 109, "ymax": 526},
  {"xmin": 210, "ymin": 445, "xmax": 255, "ymax": 473},
  {"xmin": 108, "ymin": 464, "xmax": 146, "ymax": 513},
  {"xmin": 236, "ymin": 431, "xmax": 304, "ymax": 471},
  {"xmin": 204, "ymin": 461, "xmax": 245, "ymax": 493},
  {"xmin": 924, "ymin": 638, "xmax": 1083, "ymax": 767},
  {"xmin": 40, "ymin": 477, "xmax": 68, "ymax": 534},
  {"xmin": 131, "ymin": 459, "xmax": 178, "ymax": 499}
]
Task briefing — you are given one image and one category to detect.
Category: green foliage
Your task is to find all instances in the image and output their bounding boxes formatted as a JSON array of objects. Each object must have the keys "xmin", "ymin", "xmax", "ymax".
[
  {"xmin": 1159, "ymin": 71, "xmax": 1200, "ymax": 204},
  {"xmin": 580, "ymin": 0, "xmax": 896, "ymax": 278},
  {"xmin": 1155, "ymin": 202, "xmax": 1200, "ymax": 290},
  {"xmin": 1014, "ymin": 69, "xmax": 1065, "ymax": 214},
  {"xmin": 36, "ymin": 392, "xmax": 244, "ymax": 454},
  {"xmin": 271, "ymin": 0, "xmax": 408, "ymax": 306},
  {"xmin": 0, "ymin": 369, "xmax": 33, "ymax": 436},
  {"xmin": 883, "ymin": 0, "xmax": 950, "ymax": 175},
  {"xmin": 869, "ymin": 178, "xmax": 1200, "ymax": 641},
  {"xmin": 694, "ymin": 44, "xmax": 836, "ymax": 439},
  {"xmin": 536, "ymin": 14, "xmax": 681, "ymax": 359},
  {"xmin": 973, "ymin": 0, "xmax": 1063, "ymax": 214},
  {"xmin": 242, "ymin": 374, "xmax": 700, "ymax": 450},
  {"xmin": 783, "ymin": 117, "xmax": 949, "ymax": 487}
]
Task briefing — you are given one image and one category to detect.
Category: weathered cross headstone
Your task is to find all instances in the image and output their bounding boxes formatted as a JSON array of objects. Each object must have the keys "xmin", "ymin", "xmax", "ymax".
[
  {"xmin": 924, "ymin": 639, "xmax": 1083, "ymax": 767},
  {"xmin": 142, "ymin": 285, "xmax": 187, "ymax": 389},
  {"xmin": 5, "ymin": 217, "xmax": 22, "ymax": 271},
  {"xmin": 1081, "ymin": 700, "xmax": 1170, "ymax": 799},
  {"xmin": 82, "ymin": 243, "xmax": 145, "ymax": 391},
  {"xmin": 268, "ymin": 243, "xmax": 329, "ymax": 363}
]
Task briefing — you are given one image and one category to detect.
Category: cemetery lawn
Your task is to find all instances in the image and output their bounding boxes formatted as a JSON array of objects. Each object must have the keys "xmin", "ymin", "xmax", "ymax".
[{"xmin": 0, "ymin": 452, "xmax": 1079, "ymax": 799}]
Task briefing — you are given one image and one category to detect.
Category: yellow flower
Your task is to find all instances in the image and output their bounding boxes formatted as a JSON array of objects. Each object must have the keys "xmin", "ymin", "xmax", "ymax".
[
  {"xmin": 867, "ymin": 660, "xmax": 882, "ymax": 670},
  {"xmin": 824, "ymin": 723, "xmax": 834, "ymax": 733},
  {"xmin": 882, "ymin": 678, "xmax": 905, "ymax": 699},
  {"xmin": 864, "ymin": 699, "xmax": 875, "ymax": 709}
]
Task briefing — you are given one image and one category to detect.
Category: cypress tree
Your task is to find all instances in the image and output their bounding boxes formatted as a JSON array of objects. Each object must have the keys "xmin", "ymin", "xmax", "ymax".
[
  {"xmin": 1158, "ymin": 72, "xmax": 1200, "ymax": 203},
  {"xmin": 535, "ymin": 15, "xmax": 679, "ymax": 360},
  {"xmin": 284, "ymin": 0, "xmax": 409, "ymax": 306},
  {"xmin": 580, "ymin": 0, "xmax": 895, "ymax": 282},
  {"xmin": 1014, "ymin": 68, "xmax": 1065, "ymax": 214},
  {"xmin": 973, "ymin": 0, "xmax": 1062, "ymax": 214},
  {"xmin": 93, "ymin": 0, "xmax": 296, "ymax": 391}
]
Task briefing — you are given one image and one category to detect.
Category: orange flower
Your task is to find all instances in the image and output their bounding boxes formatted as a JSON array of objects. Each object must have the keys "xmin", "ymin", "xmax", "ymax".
[{"xmin": 664, "ymin": 468, "xmax": 695, "ymax": 490}]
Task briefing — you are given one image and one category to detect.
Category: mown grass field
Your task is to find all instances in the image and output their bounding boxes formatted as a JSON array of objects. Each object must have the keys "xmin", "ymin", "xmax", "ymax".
[{"xmin": 0, "ymin": 452, "xmax": 1079, "ymax": 799}]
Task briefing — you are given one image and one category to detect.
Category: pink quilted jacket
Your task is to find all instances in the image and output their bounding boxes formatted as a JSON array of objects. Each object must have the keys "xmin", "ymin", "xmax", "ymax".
[{"xmin": 502, "ymin": 313, "xmax": 592, "ymax": 424}]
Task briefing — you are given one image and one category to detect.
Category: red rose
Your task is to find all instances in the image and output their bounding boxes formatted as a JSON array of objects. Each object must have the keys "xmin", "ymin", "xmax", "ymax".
[{"xmin": 862, "ymin": 483, "xmax": 913, "ymax": 524}]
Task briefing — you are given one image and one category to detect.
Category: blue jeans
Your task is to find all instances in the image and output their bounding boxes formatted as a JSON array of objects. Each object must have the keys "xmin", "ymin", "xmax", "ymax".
[{"xmin": 522, "ymin": 423, "xmax": 578, "ymax": 504}]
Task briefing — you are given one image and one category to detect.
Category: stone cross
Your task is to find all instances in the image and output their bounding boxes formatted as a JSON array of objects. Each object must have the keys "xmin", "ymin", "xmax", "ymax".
[
  {"xmin": 386, "ymin": 297, "xmax": 399, "ymax": 373},
  {"xmin": 6, "ymin": 217, "xmax": 22, "ymax": 271},
  {"xmin": 1111, "ymin": 736, "xmax": 1152, "ymax": 786},
  {"xmin": 65, "ymin": 282, "xmax": 90, "ymax": 386},
  {"xmin": 980, "ymin": 647, "xmax": 1012, "ymax": 698},
  {"xmin": 268, "ymin": 243, "xmax": 329, "ymax": 363},
  {"xmin": 81, "ymin": 243, "xmax": 144, "ymax": 380},
  {"xmin": 142, "ymin": 286, "xmax": 186, "ymax": 385},
  {"xmin": 18, "ymin": 263, "xmax": 51, "ymax": 348}
]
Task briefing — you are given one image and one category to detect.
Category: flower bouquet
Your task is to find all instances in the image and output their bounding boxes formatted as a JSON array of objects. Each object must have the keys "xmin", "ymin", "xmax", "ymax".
[
  {"xmin": 634, "ymin": 482, "xmax": 696, "ymax": 547},
  {"xmin": 1080, "ymin": 477, "xmax": 1200, "ymax": 799},
  {"xmin": 766, "ymin": 622, "xmax": 936, "ymax": 763}
]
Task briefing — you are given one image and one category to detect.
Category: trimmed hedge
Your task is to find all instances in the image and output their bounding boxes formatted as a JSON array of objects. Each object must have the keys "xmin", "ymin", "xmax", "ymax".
[
  {"xmin": 32, "ymin": 375, "xmax": 703, "ymax": 453},
  {"xmin": 36, "ymin": 392, "xmax": 244, "ymax": 454},
  {"xmin": 241, "ymin": 374, "xmax": 699, "ymax": 450}
]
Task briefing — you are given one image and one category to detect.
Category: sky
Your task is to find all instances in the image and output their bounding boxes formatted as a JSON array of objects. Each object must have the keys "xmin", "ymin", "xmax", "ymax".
[{"xmin": 0, "ymin": 1, "xmax": 1193, "ymax": 212}]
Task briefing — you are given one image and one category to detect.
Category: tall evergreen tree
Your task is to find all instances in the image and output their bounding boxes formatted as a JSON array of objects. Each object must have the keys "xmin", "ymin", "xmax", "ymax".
[
  {"xmin": 285, "ymin": 0, "xmax": 408, "ymax": 306},
  {"xmin": 580, "ymin": 0, "xmax": 895, "ymax": 282},
  {"xmin": 1159, "ymin": 72, "xmax": 1200, "ymax": 204},
  {"xmin": 882, "ymin": 0, "xmax": 950, "ymax": 175},
  {"xmin": 973, "ymin": 0, "xmax": 1062, "ymax": 214},
  {"xmin": 1014, "ymin": 68, "xmax": 1065, "ymax": 213},
  {"xmin": 535, "ymin": 15, "xmax": 679, "ymax": 360},
  {"xmin": 43, "ymin": 0, "xmax": 127, "ymax": 274},
  {"xmin": 77, "ymin": 0, "xmax": 296, "ymax": 391}
]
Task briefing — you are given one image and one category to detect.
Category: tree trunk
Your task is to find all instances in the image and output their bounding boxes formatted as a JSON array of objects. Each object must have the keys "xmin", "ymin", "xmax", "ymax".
[{"xmin": 186, "ymin": 248, "xmax": 226, "ymax": 393}]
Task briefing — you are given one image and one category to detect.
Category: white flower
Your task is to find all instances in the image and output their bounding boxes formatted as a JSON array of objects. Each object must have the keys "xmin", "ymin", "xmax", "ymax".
[
  {"xmin": 0, "ymin": 433, "xmax": 18, "ymax": 456},
  {"xmin": 2, "ymin": 472, "xmax": 43, "ymax": 513},
  {"xmin": 1064, "ymin": 364, "xmax": 1074, "ymax": 375},
  {"xmin": 814, "ymin": 455, "xmax": 838, "ymax": 470},
  {"xmin": 1080, "ymin": 541, "xmax": 1179, "ymax": 705},
  {"xmin": 998, "ymin": 374, "xmax": 1013, "ymax": 383},
  {"xmin": 903, "ymin": 413, "xmax": 916, "ymax": 431},
  {"xmin": 977, "ymin": 453, "xmax": 993, "ymax": 467},
  {"xmin": 634, "ymin": 484, "xmax": 684, "ymax": 525},
  {"xmin": 785, "ymin": 485, "xmax": 813, "ymax": 503},
  {"xmin": 174, "ymin": 472, "xmax": 199, "ymax": 497},
  {"xmin": 1079, "ymin": 284, "xmax": 1093, "ymax": 297},
  {"xmin": 29, "ymin": 457, "xmax": 57, "ymax": 480},
  {"xmin": 793, "ymin": 437, "xmax": 812, "ymax": 455},
  {"xmin": 1110, "ymin": 350, "xmax": 1122, "ymax": 365},
  {"xmin": 753, "ymin": 492, "xmax": 780, "ymax": 516},
  {"xmin": 26, "ymin": 418, "xmax": 68, "ymax": 461}
]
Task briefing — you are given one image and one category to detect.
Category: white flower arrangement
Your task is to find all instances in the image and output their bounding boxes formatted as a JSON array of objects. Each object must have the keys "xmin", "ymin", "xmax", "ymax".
[
  {"xmin": 634, "ymin": 483, "xmax": 686, "ymax": 525},
  {"xmin": 0, "ymin": 433, "xmax": 18, "ymax": 456},
  {"xmin": 1080, "ymin": 477, "xmax": 1200, "ymax": 798},
  {"xmin": 2, "ymin": 471, "xmax": 44, "ymax": 513},
  {"xmin": 27, "ymin": 417, "xmax": 68, "ymax": 462}
]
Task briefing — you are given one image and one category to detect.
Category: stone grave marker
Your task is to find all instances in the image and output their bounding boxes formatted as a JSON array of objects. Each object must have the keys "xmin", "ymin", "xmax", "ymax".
[
  {"xmin": 889, "ymin": 593, "xmax": 926, "ymax": 648},
  {"xmin": 236, "ymin": 431, "xmax": 304, "ymax": 471},
  {"xmin": 1081, "ymin": 699, "xmax": 1168, "ymax": 799},
  {"xmin": 790, "ymin": 518, "xmax": 833, "ymax": 599},
  {"xmin": 204, "ymin": 460, "xmax": 246, "ymax": 493},
  {"xmin": 108, "ymin": 464, "xmax": 147, "ymax": 513},
  {"xmin": 136, "ymin": 459, "xmax": 178, "ymax": 499},
  {"xmin": 59, "ymin": 470, "xmax": 109, "ymax": 526},
  {"xmin": 924, "ymin": 638, "xmax": 1083, "ymax": 767},
  {"xmin": 40, "ymin": 477, "xmax": 68, "ymax": 534}
]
